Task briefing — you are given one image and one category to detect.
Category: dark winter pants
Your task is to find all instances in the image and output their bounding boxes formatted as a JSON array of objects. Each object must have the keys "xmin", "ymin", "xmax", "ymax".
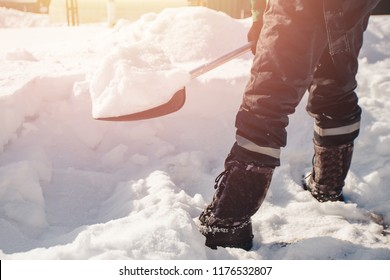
[{"xmin": 232, "ymin": 0, "xmax": 380, "ymax": 166}]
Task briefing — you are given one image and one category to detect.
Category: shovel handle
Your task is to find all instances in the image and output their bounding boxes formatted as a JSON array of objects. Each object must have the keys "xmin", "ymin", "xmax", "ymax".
[{"xmin": 189, "ymin": 42, "xmax": 253, "ymax": 79}]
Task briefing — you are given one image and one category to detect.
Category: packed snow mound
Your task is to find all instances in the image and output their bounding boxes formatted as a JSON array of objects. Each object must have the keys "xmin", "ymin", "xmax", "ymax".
[{"xmin": 0, "ymin": 6, "xmax": 389, "ymax": 260}]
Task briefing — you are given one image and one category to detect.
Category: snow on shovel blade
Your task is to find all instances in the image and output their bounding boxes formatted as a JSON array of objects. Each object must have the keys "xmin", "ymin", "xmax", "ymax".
[
  {"xmin": 95, "ymin": 87, "xmax": 186, "ymax": 121},
  {"xmin": 94, "ymin": 42, "xmax": 252, "ymax": 122}
]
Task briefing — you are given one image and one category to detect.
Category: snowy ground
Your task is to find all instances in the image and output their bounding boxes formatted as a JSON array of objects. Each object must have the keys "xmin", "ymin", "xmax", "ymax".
[{"xmin": 0, "ymin": 7, "xmax": 389, "ymax": 260}]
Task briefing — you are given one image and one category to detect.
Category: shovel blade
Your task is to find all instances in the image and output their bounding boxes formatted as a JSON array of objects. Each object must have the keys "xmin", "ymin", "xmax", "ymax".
[
  {"xmin": 94, "ymin": 43, "xmax": 252, "ymax": 122},
  {"xmin": 95, "ymin": 88, "xmax": 186, "ymax": 121}
]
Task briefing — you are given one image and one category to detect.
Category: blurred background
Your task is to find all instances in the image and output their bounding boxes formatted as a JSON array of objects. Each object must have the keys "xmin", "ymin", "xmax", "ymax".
[{"xmin": 0, "ymin": 0, "xmax": 389, "ymax": 25}]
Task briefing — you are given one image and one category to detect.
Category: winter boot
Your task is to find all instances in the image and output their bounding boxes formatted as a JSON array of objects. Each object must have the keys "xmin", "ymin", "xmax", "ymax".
[
  {"xmin": 198, "ymin": 156, "xmax": 274, "ymax": 250},
  {"xmin": 303, "ymin": 142, "xmax": 354, "ymax": 202}
]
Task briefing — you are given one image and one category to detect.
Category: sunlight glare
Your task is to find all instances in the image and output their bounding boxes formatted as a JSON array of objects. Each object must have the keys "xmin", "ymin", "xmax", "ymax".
[{"xmin": 49, "ymin": 0, "xmax": 190, "ymax": 24}]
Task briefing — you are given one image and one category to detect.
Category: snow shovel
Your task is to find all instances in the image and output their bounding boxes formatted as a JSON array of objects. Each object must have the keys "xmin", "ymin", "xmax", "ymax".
[{"xmin": 96, "ymin": 42, "xmax": 253, "ymax": 121}]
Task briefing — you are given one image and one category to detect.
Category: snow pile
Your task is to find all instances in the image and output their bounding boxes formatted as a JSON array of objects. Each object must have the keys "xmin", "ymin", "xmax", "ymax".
[
  {"xmin": 1, "ymin": 171, "xmax": 206, "ymax": 259},
  {"xmin": 89, "ymin": 43, "xmax": 190, "ymax": 118},
  {"xmin": 108, "ymin": 8, "xmax": 248, "ymax": 62},
  {"xmin": 0, "ymin": 7, "xmax": 389, "ymax": 260},
  {"xmin": 89, "ymin": 7, "xmax": 248, "ymax": 118},
  {"xmin": 0, "ymin": 7, "xmax": 50, "ymax": 27}
]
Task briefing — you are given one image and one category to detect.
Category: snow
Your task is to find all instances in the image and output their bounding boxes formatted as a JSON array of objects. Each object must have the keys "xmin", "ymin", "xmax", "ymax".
[
  {"xmin": 89, "ymin": 42, "xmax": 191, "ymax": 118},
  {"xmin": 89, "ymin": 8, "xmax": 248, "ymax": 118},
  {"xmin": 0, "ymin": 7, "xmax": 389, "ymax": 260},
  {"xmin": 0, "ymin": 7, "xmax": 50, "ymax": 28}
]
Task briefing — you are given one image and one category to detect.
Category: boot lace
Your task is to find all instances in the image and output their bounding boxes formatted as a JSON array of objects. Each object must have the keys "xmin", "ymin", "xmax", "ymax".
[{"xmin": 214, "ymin": 169, "xmax": 230, "ymax": 189}]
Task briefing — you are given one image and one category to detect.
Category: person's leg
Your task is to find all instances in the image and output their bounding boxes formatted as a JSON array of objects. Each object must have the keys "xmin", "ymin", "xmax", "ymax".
[
  {"xmin": 304, "ymin": 48, "xmax": 359, "ymax": 202},
  {"xmin": 199, "ymin": 0, "xmax": 329, "ymax": 250},
  {"xmin": 304, "ymin": 0, "xmax": 380, "ymax": 202}
]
